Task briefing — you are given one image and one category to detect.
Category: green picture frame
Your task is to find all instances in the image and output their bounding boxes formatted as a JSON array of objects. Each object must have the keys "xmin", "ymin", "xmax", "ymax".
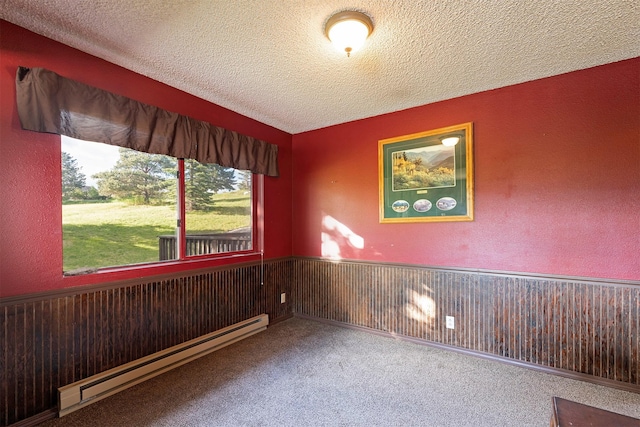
[{"xmin": 378, "ymin": 122, "xmax": 474, "ymax": 223}]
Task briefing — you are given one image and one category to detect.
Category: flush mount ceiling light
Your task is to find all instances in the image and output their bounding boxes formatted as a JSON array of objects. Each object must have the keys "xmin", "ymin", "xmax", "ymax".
[{"xmin": 325, "ymin": 10, "xmax": 373, "ymax": 57}]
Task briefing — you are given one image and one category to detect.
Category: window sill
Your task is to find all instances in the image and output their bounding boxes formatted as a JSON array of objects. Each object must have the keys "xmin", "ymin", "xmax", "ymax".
[{"xmin": 62, "ymin": 251, "xmax": 263, "ymax": 287}]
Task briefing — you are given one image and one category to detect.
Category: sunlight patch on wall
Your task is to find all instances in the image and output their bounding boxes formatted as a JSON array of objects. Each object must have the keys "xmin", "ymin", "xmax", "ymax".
[
  {"xmin": 321, "ymin": 214, "xmax": 364, "ymax": 259},
  {"xmin": 405, "ymin": 287, "xmax": 436, "ymax": 324}
]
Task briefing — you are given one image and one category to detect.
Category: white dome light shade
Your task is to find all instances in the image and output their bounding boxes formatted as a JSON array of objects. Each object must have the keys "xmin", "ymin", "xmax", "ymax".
[
  {"xmin": 441, "ymin": 136, "xmax": 460, "ymax": 146},
  {"xmin": 328, "ymin": 20, "xmax": 369, "ymax": 55},
  {"xmin": 325, "ymin": 11, "xmax": 373, "ymax": 57}
]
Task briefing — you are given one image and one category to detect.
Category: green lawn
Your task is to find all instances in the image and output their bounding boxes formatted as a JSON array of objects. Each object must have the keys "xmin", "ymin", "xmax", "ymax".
[{"xmin": 63, "ymin": 192, "xmax": 250, "ymax": 272}]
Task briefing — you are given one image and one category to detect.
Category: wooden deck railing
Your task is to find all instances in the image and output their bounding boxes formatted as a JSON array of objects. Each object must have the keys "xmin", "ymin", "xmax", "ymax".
[{"xmin": 158, "ymin": 232, "xmax": 251, "ymax": 260}]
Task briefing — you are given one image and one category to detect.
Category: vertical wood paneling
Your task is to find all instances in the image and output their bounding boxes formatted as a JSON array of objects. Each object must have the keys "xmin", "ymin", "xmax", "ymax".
[
  {"xmin": 5, "ymin": 257, "xmax": 633, "ymax": 426},
  {"xmin": 41, "ymin": 301, "xmax": 51, "ymax": 412},
  {"xmin": 0, "ymin": 307, "xmax": 5, "ymax": 426},
  {"xmin": 631, "ymin": 287, "xmax": 636, "ymax": 382},
  {"xmin": 603, "ymin": 285, "xmax": 614, "ymax": 379},
  {"xmin": 11, "ymin": 305, "xmax": 21, "ymax": 423},
  {"xmin": 293, "ymin": 259, "xmax": 639, "ymax": 392},
  {"xmin": 0, "ymin": 259, "xmax": 291, "ymax": 426}
]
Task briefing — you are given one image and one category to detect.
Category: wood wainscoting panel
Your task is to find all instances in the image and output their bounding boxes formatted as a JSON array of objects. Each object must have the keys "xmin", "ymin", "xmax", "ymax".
[
  {"xmin": 293, "ymin": 258, "xmax": 639, "ymax": 389},
  {"xmin": 0, "ymin": 258, "xmax": 293, "ymax": 427}
]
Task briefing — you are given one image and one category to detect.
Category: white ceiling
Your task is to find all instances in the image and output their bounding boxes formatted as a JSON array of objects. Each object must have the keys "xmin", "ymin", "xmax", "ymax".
[{"xmin": 1, "ymin": 1, "xmax": 638, "ymax": 134}]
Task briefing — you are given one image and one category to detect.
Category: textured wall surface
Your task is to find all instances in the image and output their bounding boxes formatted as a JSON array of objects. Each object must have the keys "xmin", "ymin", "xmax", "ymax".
[
  {"xmin": 292, "ymin": 58, "xmax": 640, "ymax": 281},
  {"xmin": 293, "ymin": 258, "xmax": 639, "ymax": 389},
  {"xmin": 0, "ymin": 259, "xmax": 293, "ymax": 426}
]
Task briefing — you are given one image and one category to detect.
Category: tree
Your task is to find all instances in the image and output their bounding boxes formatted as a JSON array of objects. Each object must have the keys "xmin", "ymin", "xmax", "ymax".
[
  {"xmin": 94, "ymin": 148, "xmax": 176, "ymax": 204},
  {"xmin": 61, "ymin": 152, "xmax": 87, "ymax": 200},
  {"xmin": 184, "ymin": 160, "xmax": 236, "ymax": 211},
  {"xmin": 236, "ymin": 170, "xmax": 251, "ymax": 191}
]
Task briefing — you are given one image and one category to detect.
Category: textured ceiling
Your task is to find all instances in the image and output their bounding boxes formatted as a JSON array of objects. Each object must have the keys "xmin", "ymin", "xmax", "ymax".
[{"xmin": 1, "ymin": 1, "xmax": 638, "ymax": 134}]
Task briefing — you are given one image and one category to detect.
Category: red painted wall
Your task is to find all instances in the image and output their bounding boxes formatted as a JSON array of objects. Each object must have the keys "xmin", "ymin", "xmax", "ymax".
[
  {"xmin": 292, "ymin": 58, "xmax": 640, "ymax": 281},
  {"xmin": 1, "ymin": 20, "xmax": 638, "ymax": 298},
  {"xmin": 0, "ymin": 21, "xmax": 292, "ymax": 297}
]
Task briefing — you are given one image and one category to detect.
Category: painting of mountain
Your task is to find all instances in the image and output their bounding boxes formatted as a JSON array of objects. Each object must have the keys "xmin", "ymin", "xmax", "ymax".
[
  {"xmin": 391, "ymin": 143, "xmax": 456, "ymax": 191},
  {"xmin": 404, "ymin": 145, "xmax": 455, "ymax": 169}
]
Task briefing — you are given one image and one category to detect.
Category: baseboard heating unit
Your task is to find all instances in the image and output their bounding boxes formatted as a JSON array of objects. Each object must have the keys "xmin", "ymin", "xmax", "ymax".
[{"xmin": 58, "ymin": 313, "xmax": 269, "ymax": 417}]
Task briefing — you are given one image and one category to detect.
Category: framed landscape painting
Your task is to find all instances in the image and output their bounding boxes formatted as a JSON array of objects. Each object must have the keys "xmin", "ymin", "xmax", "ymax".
[{"xmin": 378, "ymin": 122, "xmax": 474, "ymax": 223}]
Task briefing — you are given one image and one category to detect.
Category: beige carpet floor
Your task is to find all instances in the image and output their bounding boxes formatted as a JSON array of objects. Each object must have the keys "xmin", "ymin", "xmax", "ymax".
[{"xmin": 40, "ymin": 316, "xmax": 640, "ymax": 427}]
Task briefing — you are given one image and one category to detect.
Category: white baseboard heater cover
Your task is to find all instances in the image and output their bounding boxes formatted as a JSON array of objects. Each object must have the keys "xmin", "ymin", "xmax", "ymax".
[{"xmin": 58, "ymin": 313, "xmax": 268, "ymax": 417}]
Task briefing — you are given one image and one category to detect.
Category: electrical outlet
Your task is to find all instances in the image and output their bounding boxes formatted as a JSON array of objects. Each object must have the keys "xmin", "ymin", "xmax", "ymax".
[
  {"xmin": 445, "ymin": 316, "xmax": 455, "ymax": 329},
  {"xmin": 281, "ymin": 293, "xmax": 286, "ymax": 304}
]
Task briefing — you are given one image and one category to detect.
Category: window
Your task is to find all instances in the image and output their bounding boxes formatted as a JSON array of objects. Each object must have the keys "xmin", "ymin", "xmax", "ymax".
[{"xmin": 61, "ymin": 136, "xmax": 255, "ymax": 274}]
